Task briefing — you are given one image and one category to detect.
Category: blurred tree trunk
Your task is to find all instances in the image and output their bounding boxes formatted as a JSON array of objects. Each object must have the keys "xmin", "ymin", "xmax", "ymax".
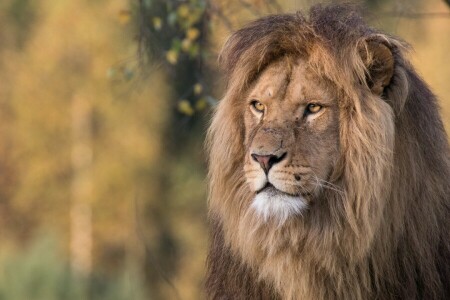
[{"xmin": 70, "ymin": 94, "xmax": 93, "ymax": 275}]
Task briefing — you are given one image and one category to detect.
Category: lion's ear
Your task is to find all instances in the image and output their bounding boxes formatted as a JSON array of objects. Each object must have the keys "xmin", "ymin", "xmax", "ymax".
[{"xmin": 360, "ymin": 39, "xmax": 394, "ymax": 96}]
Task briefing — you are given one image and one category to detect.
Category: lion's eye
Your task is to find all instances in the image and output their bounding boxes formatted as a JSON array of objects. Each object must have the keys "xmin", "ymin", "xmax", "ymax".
[
  {"xmin": 305, "ymin": 103, "xmax": 322, "ymax": 114},
  {"xmin": 250, "ymin": 100, "xmax": 265, "ymax": 113}
]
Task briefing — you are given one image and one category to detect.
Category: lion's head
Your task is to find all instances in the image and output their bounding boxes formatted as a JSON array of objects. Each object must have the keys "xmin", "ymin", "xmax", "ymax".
[{"xmin": 206, "ymin": 4, "xmax": 449, "ymax": 300}]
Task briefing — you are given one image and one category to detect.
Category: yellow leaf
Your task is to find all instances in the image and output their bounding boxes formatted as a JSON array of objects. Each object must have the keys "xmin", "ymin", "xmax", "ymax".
[
  {"xmin": 181, "ymin": 38, "xmax": 191, "ymax": 52},
  {"xmin": 195, "ymin": 98, "xmax": 207, "ymax": 111},
  {"xmin": 193, "ymin": 83, "xmax": 203, "ymax": 95},
  {"xmin": 177, "ymin": 4, "xmax": 190, "ymax": 19},
  {"xmin": 186, "ymin": 28, "xmax": 200, "ymax": 41},
  {"xmin": 178, "ymin": 100, "xmax": 194, "ymax": 116},
  {"xmin": 152, "ymin": 17, "xmax": 162, "ymax": 31},
  {"xmin": 118, "ymin": 9, "xmax": 131, "ymax": 25},
  {"xmin": 166, "ymin": 50, "xmax": 178, "ymax": 65}
]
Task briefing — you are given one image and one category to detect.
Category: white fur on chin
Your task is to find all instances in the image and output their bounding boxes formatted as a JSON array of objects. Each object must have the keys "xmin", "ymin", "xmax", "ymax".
[{"xmin": 251, "ymin": 189, "xmax": 306, "ymax": 226}]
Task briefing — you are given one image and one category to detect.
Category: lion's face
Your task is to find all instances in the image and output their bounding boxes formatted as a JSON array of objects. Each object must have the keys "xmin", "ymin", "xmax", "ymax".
[{"xmin": 243, "ymin": 58, "xmax": 340, "ymax": 223}]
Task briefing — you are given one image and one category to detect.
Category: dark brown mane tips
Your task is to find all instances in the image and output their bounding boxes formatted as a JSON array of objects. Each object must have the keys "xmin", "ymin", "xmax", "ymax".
[{"xmin": 218, "ymin": 4, "xmax": 401, "ymax": 93}]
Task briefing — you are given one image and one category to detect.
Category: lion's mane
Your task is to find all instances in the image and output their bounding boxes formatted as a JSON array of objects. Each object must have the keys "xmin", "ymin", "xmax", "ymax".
[{"xmin": 206, "ymin": 4, "xmax": 450, "ymax": 299}]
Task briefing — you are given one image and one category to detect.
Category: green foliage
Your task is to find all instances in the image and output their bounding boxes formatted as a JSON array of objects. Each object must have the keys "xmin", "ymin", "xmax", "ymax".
[
  {"xmin": 4, "ymin": 0, "xmax": 36, "ymax": 47},
  {"xmin": 0, "ymin": 237, "xmax": 147, "ymax": 300},
  {"xmin": 137, "ymin": 0, "xmax": 216, "ymax": 117}
]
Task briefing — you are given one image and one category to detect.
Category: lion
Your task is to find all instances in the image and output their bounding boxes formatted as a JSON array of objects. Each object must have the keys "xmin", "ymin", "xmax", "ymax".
[{"xmin": 205, "ymin": 4, "xmax": 449, "ymax": 300}]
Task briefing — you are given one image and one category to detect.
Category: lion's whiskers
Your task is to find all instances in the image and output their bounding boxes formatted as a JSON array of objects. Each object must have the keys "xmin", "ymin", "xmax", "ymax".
[{"xmin": 310, "ymin": 170, "xmax": 344, "ymax": 195}]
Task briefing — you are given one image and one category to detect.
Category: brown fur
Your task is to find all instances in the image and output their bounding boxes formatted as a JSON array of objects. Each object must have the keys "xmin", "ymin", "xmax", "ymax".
[{"xmin": 206, "ymin": 4, "xmax": 450, "ymax": 299}]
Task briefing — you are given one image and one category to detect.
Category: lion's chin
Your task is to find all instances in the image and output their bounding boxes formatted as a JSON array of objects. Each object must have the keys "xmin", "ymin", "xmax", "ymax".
[{"xmin": 251, "ymin": 185, "xmax": 307, "ymax": 226}]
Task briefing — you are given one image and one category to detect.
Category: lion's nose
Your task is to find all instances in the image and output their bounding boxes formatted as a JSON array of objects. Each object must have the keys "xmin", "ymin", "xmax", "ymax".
[{"xmin": 251, "ymin": 152, "xmax": 286, "ymax": 174}]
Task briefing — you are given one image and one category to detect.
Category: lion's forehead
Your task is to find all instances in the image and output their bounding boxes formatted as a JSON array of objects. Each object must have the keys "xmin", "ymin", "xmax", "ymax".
[
  {"xmin": 249, "ymin": 58, "xmax": 333, "ymax": 107},
  {"xmin": 248, "ymin": 61, "xmax": 290, "ymax": 99}
]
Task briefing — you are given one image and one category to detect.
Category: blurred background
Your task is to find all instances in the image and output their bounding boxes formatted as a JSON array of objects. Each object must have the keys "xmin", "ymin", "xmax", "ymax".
[{"xmin": 0, "ymin": 0, "xmax": 448, "ymax": 299}]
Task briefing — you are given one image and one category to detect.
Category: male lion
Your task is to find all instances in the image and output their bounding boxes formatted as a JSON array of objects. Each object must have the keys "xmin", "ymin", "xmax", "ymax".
[{"xmin": 205, "ymin": 4, "xmax": 449, "ymax": 300}]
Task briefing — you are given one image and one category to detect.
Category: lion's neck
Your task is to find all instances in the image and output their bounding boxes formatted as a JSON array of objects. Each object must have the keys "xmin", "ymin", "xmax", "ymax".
[{"xmin": 225, "ymin": 188, "xmax": 388, "ymax": 300}]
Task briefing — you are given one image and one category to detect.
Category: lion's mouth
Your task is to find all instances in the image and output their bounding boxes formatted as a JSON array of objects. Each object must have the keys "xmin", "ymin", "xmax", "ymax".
[
  {"xmin": 258, "ymin": 183, "xmax": 293, "ymax": 196},
  {"xmin": 257, "ymin": 183, "xmax": 275, "ymax": 193},
  {"xmin": 257, "ymin": 183, "xmax": 312, "ymax": 198}
]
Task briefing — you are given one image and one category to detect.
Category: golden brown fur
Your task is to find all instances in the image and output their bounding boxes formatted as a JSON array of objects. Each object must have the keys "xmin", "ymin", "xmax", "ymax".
[{"xmin": 206, "ymin": 4, "xmax": 450, "ymax": 299}]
